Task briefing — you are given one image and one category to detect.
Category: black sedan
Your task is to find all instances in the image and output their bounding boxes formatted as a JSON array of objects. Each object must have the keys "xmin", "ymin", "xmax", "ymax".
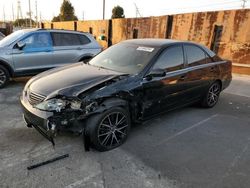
[{"xmin": 21, "ymin": 39, "xmax": 232, "ymax": 151}]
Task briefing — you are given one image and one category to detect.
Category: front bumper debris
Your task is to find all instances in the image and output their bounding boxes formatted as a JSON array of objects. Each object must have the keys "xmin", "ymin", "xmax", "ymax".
[
  {"xmin": 33, "ymin": 123, "xmax": 55, "ymax": 146},
  {"xmin": 27, "ymin": 154, "xmax": 69, "ymax": 170},
  {"xmin": 21, "ymin": 96, "xmax": 56, "ymax": 146},
  {"xmin": 20, "ymin": 95, "xmax": 91, "ymax": 150}
]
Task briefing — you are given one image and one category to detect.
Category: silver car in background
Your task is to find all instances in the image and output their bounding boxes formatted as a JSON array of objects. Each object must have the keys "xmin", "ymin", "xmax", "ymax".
[{"xmin": 0, "ymin": 29, "xmax": 102, "ymax": 88}]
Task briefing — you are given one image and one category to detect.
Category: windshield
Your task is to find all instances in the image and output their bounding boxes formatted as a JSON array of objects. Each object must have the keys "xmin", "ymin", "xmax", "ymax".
[
  {"xmin": 89, "ymin": 43, "xmax": 159, "ymax": 74},
  {"xmin": 0, "ymin": 30, "xmax": 26, "ymax": 47}
]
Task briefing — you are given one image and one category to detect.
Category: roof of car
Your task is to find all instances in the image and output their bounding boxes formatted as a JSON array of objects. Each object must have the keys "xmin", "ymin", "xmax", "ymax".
[
  {"xmin": 37, "ymin": 28, "xmax": 87, "ymax": 34},
  {"xmin": 18, "ymin": 28, "xmax": 38, "ymax": 32},
  {"xmin": 18, "ymin": 28, "xmax": 87, "ymax": 35},
  {"xmin": 122, "ymin": 39, "xmax": 197, "ymax": 48},
  {"xmin": 122, "ymin": 38, "xmax": 217, "ymax": 57}
]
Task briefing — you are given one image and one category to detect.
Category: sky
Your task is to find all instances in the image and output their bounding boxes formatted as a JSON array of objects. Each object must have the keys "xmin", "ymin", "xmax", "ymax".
[{"xmin": 0, "ymin": 0, "xmax": 249, "ymax": 22}]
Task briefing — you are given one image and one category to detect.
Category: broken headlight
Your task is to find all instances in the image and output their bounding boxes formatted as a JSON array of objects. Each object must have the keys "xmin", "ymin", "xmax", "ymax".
[
  {"xmin": 35, "ymin": 98, "xmax": 82, "ymax": 112},
  {"xmin": 35, "ymin": 98, "xmax": 66, "ymax": 112},
  {"xmin": 70, "ymin": 100, "xmax": 82, "ymax": 110}
]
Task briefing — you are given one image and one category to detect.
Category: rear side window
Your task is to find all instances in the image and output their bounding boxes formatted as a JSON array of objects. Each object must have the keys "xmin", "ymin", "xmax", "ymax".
[
  {"xmin": 79, "ymin": 34, "xmax": 91, "ymax": 45},
  {"xmin": 185, "ymin": 45, "xmax": 207, "ymax": 66},
  {"xmin": 153, "ymin": 45, "xmax": 184, "ymax": 72},
  {"xmin": 51, "ymin": 33, "xmax": 90, "ymax": 46}
]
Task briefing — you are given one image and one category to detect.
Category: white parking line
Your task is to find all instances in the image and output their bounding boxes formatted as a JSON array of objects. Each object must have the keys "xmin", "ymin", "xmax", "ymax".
[
  {"xmin": 65, "ymin": 171, "xmax": 103, "ymax": 188},
  {"xmin": 223, "ymin": 91, "xmax": 250, "ymax": 98},
  {"xmin": 154, "ymin": 114, "xmax": 218, "ymax": 147}
]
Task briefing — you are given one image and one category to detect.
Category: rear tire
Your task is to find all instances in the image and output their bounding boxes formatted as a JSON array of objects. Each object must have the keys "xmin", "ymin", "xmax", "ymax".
[
  {"xmin": 85, "ymin": 107, "xmax": 131, "ymax": 152},
  {"xmin": 201, "ymin": 81, "xmax": 221, "ymax": 108},
  {"xmin": 0, "ymin": 65, "xmax": 10, "ymax": 89}
]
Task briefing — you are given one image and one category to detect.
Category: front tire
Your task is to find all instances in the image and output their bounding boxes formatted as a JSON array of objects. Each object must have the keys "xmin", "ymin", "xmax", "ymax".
[
  {"xmin": 0, "ymin": 65, "xmax": 10, "ymax": 89},
  {"xmin": 86, "ymin": 107, "xmax": 131, "ymax": 151},
  {"xmin": 201, "ymin": 81, "xmax": 221, "ymax": 108}
]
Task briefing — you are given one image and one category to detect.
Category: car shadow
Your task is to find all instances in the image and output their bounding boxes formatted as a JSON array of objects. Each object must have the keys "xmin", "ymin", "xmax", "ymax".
[{"xmin": 2, "ymin": 77, "xmax": 31, "ymax": 90}]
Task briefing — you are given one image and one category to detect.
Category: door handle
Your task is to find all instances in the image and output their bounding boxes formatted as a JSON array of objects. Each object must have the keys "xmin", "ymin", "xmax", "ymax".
[
  {"xmin": 76, "ymin": 47, "xmax": 83, "ymax": 50},
  {"xmin": 45, "ymin": 49, "xmax": 51, "ymax": 52}
]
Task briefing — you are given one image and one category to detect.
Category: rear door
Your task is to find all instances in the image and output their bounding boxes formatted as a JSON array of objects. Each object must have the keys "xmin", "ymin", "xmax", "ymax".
[
  {"xmin": 51, "ymin": 32, "xmax": 91, "ymax": 67},
  {"xmin": 183, "ymin": 44, "xmax": 218, "ymax": 100},
  {"xmin": 141, "ymin": 45, "xmax": 188, "ymax": 118},
  {"xmin": 12, "ymin": 32, "xmax": 53, "ymax": 74}
]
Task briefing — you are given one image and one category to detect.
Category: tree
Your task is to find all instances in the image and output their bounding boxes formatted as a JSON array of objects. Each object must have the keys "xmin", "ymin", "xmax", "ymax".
[
  {"xmin": 111, "ymin": 6, "xmax": 125, "ymax": 19},
  {"xmin": 52, "ymin": 0, "xmax": 78, "ymax": 22},
  {"xmin": 52, "ymin": 16, "xmax": 60, "ymax": 22},
  {"xmin": 13, "ymin": 18, "xmax": 36, "ymax": 27}
]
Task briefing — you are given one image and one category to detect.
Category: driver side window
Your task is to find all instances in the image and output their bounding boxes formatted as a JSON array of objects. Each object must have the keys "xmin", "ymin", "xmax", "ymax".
[
  {"xmin": 20, "ymin": 33, "xmax": 52, "ymax": 50},
  {"xmin": 153, "ymin": 45, "xmax": 184, "ymax": 72}
]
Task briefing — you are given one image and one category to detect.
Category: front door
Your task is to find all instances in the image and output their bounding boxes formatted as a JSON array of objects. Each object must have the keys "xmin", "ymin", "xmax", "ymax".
[
  {"xmin": 141, "ymin": 45, "xmax": 188, "ymax": 119},
  {"xmin": 12, "ymin": 32, "xmax": 53, "ymax": 74}
]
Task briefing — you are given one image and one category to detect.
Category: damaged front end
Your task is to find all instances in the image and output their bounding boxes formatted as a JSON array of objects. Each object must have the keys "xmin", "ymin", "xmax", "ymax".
[
  {"xmin": 21, "ymin": 74, "xmax": 127, "ymax": 147},
  {"xmin": 22, "ymin": 94, "xmax": 101, "ymax": 146}
]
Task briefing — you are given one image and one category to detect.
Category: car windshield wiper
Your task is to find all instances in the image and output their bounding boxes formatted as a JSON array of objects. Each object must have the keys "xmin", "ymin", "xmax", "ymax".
[
  {"xmin": 89, "ymin": 64, "xmax": 110, "ymax": 70},
  {"xmin": 89, "ymin": 63, "xmax": 128, "ymax": 74}
]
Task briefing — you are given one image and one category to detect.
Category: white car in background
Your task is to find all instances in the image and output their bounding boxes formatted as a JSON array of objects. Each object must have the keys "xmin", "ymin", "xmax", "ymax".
[{"xmin": 0, "ymin": 29, "xmax": 102, "ymax": 88}]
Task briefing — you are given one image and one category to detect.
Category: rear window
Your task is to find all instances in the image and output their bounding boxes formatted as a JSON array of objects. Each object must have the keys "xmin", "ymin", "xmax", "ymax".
[
  {"xmin": 79, "ymin": 34, "xmax": 91, "ymax": 45},
  {"xmin": 185, "ymin": 45, "xmax": 207, "ymax": 66},
  {"xmin": 51, "ymin": 33, "xmax": 90, "ymax": 46}
]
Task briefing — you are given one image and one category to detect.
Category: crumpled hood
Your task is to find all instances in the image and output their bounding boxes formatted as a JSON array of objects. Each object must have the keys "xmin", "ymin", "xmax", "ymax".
[{"xmin": 28, "ymin": 63, "xmax": 123, "ymax": 98}]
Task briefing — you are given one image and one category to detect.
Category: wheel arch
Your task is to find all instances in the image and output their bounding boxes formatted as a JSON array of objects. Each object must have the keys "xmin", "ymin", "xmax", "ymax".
[
  {"xmin": 99, "ymin": 98, "xmax": 129, "ymax": 113},
  {"xmin": 86, "ymin": 97, "xmax": 131, "ymax": 120},
  {"xmin": 0, "ymin": 60, "xmax": 14, "ymax": 77},
  {"xmin": 214, "ymin": 79, "xmax": 222, "ymax": 89},
  {"xmin": 78, "ymin": 54, "xmax": 94, "ymax": 62}
]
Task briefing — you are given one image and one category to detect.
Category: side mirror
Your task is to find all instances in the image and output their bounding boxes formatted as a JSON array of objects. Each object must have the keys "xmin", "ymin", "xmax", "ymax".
[
  {"xmin": 16, "ymin": 41, "xmax": 26, "ymax": 50},
  {"xmin": 145, "ymin": 68, "xmax": 166, "ymax": 81}
]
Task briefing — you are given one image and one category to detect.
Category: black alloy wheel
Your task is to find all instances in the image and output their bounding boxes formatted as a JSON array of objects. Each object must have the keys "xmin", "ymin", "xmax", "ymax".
[
  {"xmin": 202, "ymin": 81, "xmax": 221, "ymax": 108},
  {"xmin": 98, "ymin": 112, "xmax": 128, "ymax": 147},
  {"xmin": 86, "ymin": 107, "xmax": 130, "ymax": 151},
  {"xmin": 0, "ymin": 65, "xmax": 9, "ymax": 88}
]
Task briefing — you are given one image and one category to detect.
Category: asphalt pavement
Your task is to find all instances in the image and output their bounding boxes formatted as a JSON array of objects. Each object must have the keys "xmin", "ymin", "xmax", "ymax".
[{"xmin": 0, "ymin": 75, "xmax": 250, "ymax": 188}]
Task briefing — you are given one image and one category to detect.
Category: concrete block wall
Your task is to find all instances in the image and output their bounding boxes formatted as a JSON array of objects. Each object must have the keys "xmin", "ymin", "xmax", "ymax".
[
  {"xmin": 171, "ymin": 9, "xmax": 250, "ymax": 66},
  {"xmin": 41, "ymin": 9, "xmax": 250, "ymax": 74},
  {"xmin": 52, "ymin": 21, "xmax": 75, "ymax": 30},
  {"xmin": 111, "ymin": 16, "xmax": 167, "ymax": 44},
  {"xmin": 77, "ymin": 20, "xmax": 109, "ymax": 48}
]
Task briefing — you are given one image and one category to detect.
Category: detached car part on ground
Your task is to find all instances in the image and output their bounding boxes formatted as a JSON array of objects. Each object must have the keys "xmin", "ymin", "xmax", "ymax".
[
  {"xmin": 0, "ymin": 29, "xmax": 101, "ymax": 88},
  {"xmin": 21, "ymin": 39, "xmax": 232, "ymax": 151}
]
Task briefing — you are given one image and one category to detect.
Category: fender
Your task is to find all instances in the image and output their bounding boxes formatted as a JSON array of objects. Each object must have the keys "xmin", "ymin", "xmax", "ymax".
[
  {"xmin": 101, "ymin": 98, "xmax": 128, "ymax": 109},
  {"xmin": 87, "ymin": 98, "xmax": 129, "ymax": 116}
]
